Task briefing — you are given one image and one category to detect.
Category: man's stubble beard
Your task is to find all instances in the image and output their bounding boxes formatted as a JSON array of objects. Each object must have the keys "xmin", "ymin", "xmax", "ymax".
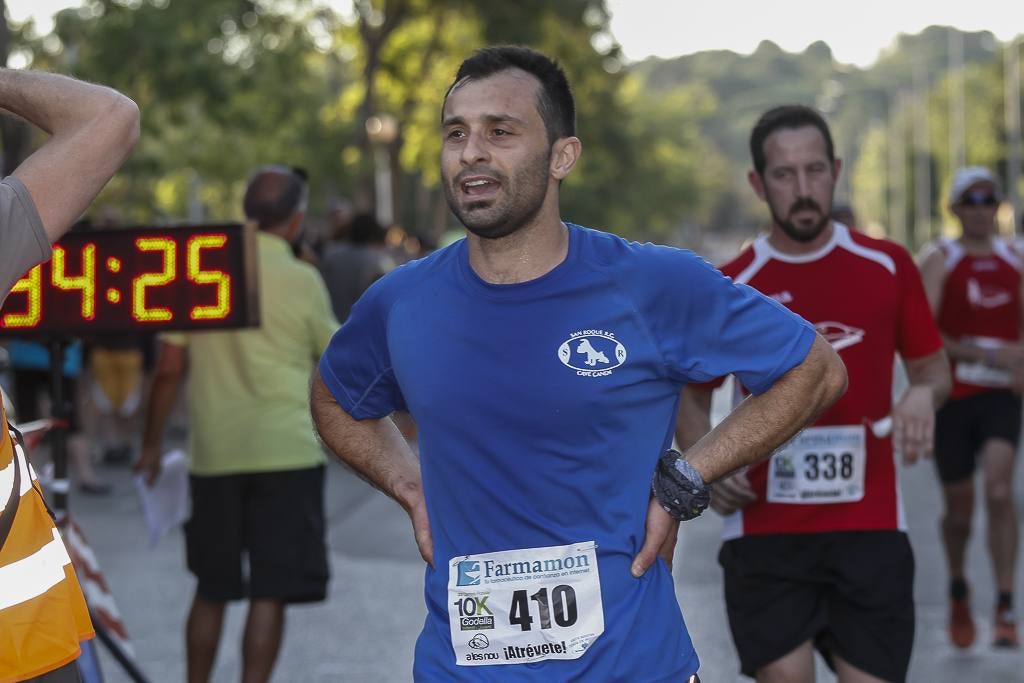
[
  {"xmin": 444, "ymin": 148, "xmax": 552, "ymax": 240},
  {"xmin": 769, "ymin": 196, "xmax": 832, "ymax": 244}
]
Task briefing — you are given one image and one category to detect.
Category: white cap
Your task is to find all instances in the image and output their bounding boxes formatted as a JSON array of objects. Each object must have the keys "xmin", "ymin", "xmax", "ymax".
[{"xmin": 949, "ymin": 166, "xmax": 1001, "ymax": 203}]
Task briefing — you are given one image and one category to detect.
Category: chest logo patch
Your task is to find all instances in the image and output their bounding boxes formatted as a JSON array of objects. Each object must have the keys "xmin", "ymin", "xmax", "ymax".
[
  {"xmin": 815, "ymin": 321, "xmax": 865, "ymax": 352},
  {"xmin": 558, "ymin": 330, "xmax": 627, "ymax": 377},
  {"xmin": 967, "ymin": 278, "xmax": 1012, "ymax": 309}
]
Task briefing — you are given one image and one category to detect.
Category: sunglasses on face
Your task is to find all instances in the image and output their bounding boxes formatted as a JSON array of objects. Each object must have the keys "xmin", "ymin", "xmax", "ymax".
[{"xmin": 958, "ymin": 192, "xmax": 998, "ymax": 207}]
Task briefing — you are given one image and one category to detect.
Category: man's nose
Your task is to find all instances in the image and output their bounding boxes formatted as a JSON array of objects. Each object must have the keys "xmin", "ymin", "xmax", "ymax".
[{"xmin": 460, "ymin": 130, "xmax": 489, "ymax": 166}]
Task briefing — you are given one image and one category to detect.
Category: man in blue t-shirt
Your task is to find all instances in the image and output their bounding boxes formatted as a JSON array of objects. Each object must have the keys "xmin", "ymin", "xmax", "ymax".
[{"xmin": 311, "ymin": 46, "xmax": 847, "ymax": 682}]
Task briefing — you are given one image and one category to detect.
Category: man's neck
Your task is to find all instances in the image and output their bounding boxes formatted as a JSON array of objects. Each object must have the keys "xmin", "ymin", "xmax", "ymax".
[
  {"xmin": 958, "ymin": 232, "xmax": 995, "ymax": 255},
  {"xmin": 766, "ymin": 221, "xmax": 835, "ymax": 256},
  {"xmin": 467, "ymin": 212, "xmax": 569, "ymax": 285}
]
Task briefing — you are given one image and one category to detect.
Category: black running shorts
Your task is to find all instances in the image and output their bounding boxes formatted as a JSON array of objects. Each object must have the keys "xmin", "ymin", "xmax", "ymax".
[
  {"xmin": 719, "ymin": 530, "xmax": 914, "ymax": 682},
  {"xmin": 934, "ymin": 390, "xmax": 1022, "ymax": 483},
  {"xmin": 185, "ymin": 465, "xmax": 329, "ymax": 603}
]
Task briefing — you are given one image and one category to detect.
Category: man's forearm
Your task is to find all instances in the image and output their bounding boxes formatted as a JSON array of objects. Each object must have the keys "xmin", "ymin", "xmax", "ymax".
[
  {"xmin": 141, "ymin": 372, "xmax": 181, "ymax": 451},
  {"xmin": 684, "ymin": 335, "xmax": 847, "ymax": 483},
  {"xmin": 0, "ymin": 69, "xmax": 126, "ymax": 134},
  {"xmin": 904, "ymin": 350, "xmax": 951, "ymax": 408},
  {"xmin": 0, "ymin": 69, "xmax": 139, "ymax": 242},
  {"xmin": 310, "ymin": 372, "xmax": 422, "ymax": 511},
  {"xmin": 942, "ymin": 334, "xmax": 989, "ymax": 364}
]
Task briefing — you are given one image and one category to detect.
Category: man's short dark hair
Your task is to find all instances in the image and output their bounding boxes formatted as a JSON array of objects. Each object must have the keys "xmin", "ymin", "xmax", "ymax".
[
  {"xmin": 750, "ymin": 105, "xmax": 835, "ymax": 175},
  {"xmin": 444, "ymin": 46, "xmax": 576, "ymax": 145},
  {"xmin": 243, "ymin": 165, "xmax": 307, "ymax": 230}
]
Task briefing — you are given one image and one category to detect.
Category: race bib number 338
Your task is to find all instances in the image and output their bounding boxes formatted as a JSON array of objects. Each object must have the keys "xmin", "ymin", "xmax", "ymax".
[
  {"xmin": 448, "ymin": 542, "xmax": 604, "ymax": 667},
  {"xmin": 767, "ymin": 425, "xmax": 866, "ymax": 504}
]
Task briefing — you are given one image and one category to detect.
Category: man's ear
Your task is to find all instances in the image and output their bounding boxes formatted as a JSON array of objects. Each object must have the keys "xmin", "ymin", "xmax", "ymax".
[
  {"xmin": 748, "ymin": 169, "xmax": 767, "ymax": 202},
  {"xmin": 550, "ymin": 137, "xmax": 582, "ymax": 181},
  {"xmin": 286, "ymin": 211, "xmax": 306, "ymax": 242}
]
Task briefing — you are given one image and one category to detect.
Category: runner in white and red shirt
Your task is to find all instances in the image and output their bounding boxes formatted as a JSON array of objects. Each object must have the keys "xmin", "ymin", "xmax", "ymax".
[
  {"xmin": 677, "ymin": 105, "xmax": 950, "ymax": 683},
  {"xmin": 919, "ymin": 166, "xmax": 1024, "ymax": 649}
]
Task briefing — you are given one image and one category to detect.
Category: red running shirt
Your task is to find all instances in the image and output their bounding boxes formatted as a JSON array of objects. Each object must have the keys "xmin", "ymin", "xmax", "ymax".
[
  {"xmin": 714, "ymin": 224, "xmax": 942, "ymax": 537},
  {"xmin": 935, "ymin": 238, "xmax": 1022, "ymax": 400}
]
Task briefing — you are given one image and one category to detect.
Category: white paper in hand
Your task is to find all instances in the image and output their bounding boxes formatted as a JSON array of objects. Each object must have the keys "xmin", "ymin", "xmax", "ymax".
[{"xmin": 133, "ymin": 449, "xmax": 190, "ymax": 548}]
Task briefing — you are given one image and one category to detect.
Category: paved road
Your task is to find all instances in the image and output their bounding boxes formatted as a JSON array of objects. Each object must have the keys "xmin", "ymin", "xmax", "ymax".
[{"xmin": 69, "ymin": 418, "xmax": 1024, "ymax": 681}]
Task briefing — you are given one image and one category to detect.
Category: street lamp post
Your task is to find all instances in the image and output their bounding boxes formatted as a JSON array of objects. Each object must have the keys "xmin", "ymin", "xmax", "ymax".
[{"xmin": 366, "ymin": 114, "xmax": 398, "ymax": 227}]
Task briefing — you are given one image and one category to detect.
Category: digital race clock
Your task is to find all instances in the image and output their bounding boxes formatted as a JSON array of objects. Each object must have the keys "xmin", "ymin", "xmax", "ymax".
[{"xmin": 0, "ymin": 223, "xmax": 260, "ymax": 335}]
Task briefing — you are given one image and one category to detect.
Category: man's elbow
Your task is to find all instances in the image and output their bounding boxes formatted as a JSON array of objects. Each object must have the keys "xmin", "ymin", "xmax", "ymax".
[
  {"xmin": 113, "ymin": 94, "xmax": 141, "ymax": 153},
  {"xmin": 817, "ymin": 343, "xmax": 848, "ymax": 409},
  {"xmin": 96, "ymin": 90, "xmax": 140, "ymax": 156}
]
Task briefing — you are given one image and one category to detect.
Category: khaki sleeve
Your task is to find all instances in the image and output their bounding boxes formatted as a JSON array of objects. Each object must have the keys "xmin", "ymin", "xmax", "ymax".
[
  {"xmin": 0, "ymin": 176, "xmax": 51, "ymax": 301},
  {"xmin": 307, "ymin": 269, "xmax": 339, "ymax": 356}
]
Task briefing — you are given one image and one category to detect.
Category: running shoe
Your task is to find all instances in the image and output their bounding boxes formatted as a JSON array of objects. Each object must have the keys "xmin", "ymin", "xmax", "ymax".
[
  {"xmin": 949, "ymin": 598, "xmax": 976, "ymax": 648},
  {"xmin": 993, "ymin": 609, "xmax": 1020, "ymax": 648}
]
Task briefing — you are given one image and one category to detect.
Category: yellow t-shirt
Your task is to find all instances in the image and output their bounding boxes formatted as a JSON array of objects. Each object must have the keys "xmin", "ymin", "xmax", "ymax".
[{"xmin": 164, "ymin": 231, "xmax": 338, "ymax": 475}]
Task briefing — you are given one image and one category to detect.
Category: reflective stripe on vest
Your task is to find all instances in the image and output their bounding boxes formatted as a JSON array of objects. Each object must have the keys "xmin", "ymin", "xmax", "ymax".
[
  {"xmin": 0, "ymin": 434, "xmax": 73, "ymax": 612},
  {"xmin": 0, "ymin": 526, "xmax": 72, "ymax": 610}
]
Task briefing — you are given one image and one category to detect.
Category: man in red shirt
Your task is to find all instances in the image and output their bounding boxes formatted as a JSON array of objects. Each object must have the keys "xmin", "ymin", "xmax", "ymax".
[
  {"xmin": 678, "ymin": 105, "xmax": 950, "ymax": 682},
  {"xmin": 919, "ymin": 166, "xmax": 1023, "ymax": 649}
]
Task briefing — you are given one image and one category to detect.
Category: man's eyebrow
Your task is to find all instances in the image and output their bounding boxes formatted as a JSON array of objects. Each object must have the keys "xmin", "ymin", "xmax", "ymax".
[
  {"xmin": 441, "ymin": 113, "xmax": 526, "ymax": 128},
  {"xmin": 441, "ymin": 115, "xmax": 466, "ymax": 128}
]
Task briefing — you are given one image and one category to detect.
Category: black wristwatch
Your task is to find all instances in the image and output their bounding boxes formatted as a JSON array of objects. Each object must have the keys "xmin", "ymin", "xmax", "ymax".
[{"xmin": 651, "ymin": 448, "xmax": 711, "ymax": 521}]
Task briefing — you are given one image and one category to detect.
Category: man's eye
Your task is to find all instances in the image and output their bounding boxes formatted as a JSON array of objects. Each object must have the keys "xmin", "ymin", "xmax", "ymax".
[
  {"xmin": 493, "ymin": 129, "xmax": 509, "ymax": 136},
  {"xmin": 446, "ymin": 130, "xmax": 465, "ymax": 140}
]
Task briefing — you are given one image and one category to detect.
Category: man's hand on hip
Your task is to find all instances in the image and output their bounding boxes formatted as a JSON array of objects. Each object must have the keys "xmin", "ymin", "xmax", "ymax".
[{"xmin": 631, "ymin": 499, "xmax": 676, "ymax": 578}]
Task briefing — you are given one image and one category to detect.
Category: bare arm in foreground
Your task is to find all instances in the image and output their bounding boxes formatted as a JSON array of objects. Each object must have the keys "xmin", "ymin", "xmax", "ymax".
[
  {"xmin": 310, "ymin": 370, "xmax": 433, "ymax": 565},
  {"xmin": 0, "ymin": 68, "xmax": 139, "ymax": 242},
  {"xmin": 632, "ymin": 334, "xmax": 847, "ymax": 576}
]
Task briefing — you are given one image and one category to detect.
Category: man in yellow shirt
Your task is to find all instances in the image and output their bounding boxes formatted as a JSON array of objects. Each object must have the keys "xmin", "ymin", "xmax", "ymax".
[
  {"xmin": 0, "ymin": 69, "xmax": 138, "ymax": 682},
  {"xmin": 137, "ymin": 166, "xmax": 338, "ymax": 683}
]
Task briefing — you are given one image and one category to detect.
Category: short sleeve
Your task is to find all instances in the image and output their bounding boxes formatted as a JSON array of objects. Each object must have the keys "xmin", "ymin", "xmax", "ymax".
[
  {"xmin": 894, "ymin": 245, "xmax": 943, "ymax": 360},
  {"xmin": 318, "ymin": 277, "xmax": 406, "ymax": 419},
  {"xmin": 0, "ymin": 176, "xmax": 51, "ymax": 301},
  {"xmin": 641, "ymin": 249, "xmax": 816, "ymax": 395}
]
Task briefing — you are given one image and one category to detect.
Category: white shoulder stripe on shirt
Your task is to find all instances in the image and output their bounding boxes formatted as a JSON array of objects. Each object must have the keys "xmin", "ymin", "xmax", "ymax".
[
  {"xmin": 736, "ymin": 224, "xmax": 895, "ymax": 280},
  {"xmin": 733, "ymin": 238, "xmax": 773, "ymax": 285},
  {"xmin": 992, "ymin": 238, "xmax": 1023, "ymax": 272},
  {"xmin": 835, "ymin": 224, "xmax": 896, "ymax": 276},
  {"xmin": 940, "ymin": 237, "xmax": 965, "ymax": 271}
]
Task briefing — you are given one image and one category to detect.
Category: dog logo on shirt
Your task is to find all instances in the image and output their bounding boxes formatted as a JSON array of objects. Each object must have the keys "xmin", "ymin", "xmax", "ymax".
[
  {"xmin": 558, "ymin": 330, "xmax": 627, "ymax": 377},
  {"xmin": 575, "ymin": 339, "xmax": 609, "ymax": 366}
]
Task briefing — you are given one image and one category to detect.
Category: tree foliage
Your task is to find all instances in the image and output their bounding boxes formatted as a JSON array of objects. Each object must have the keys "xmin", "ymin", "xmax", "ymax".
[{"xmin": 2, "ymin": 3, "xmax": 1021, "ymax": 248}]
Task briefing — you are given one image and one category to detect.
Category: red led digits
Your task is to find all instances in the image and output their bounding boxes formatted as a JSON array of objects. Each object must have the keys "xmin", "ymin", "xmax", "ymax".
[
  {"xmin": 187, "ymin": 234, "xmax": 232, "ymax": 320},
  {"xmin": 51, "ymin": 243, "xmax": 97, "ymax": 320},
  {"xmin": 1, "ymin": 265, "xmax": 42, "ymax": 328},
  {"xmin": 132, "ymin": 237, "xmax": 176, "ymax": 322}
]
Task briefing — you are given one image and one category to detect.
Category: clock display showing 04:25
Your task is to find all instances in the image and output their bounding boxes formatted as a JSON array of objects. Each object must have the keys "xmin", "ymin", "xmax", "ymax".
[{"xmin": 0, "ymin": 223, "xmax": 259, "ymax": 335}]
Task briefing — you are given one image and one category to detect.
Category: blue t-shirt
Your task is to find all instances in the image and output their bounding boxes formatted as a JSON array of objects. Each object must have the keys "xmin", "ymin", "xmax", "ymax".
[{"xmin": 319, "ymin": 224, "xmax": 815, "ymax": 682}]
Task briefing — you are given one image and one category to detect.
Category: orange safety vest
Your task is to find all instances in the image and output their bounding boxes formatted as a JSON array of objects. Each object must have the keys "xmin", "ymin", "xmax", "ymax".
[{"xmin": 0, "ymin": 403, "xmax": 93, "ymax": 682}]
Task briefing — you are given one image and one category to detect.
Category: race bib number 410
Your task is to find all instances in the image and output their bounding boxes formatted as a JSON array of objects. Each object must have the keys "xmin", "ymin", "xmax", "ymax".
[
  {"xmin": 767, "ymin": 425, "xmax": 866, "ymax": 504},
  {"xmin": 447, "ymin": 542, "xmax": 604, "ymax": 667}
]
